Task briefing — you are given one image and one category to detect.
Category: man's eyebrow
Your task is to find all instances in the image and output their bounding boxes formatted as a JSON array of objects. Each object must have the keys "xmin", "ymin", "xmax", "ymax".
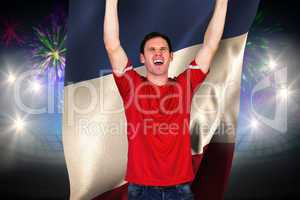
[{"xmin": 148, "ymin": 46, "xmax": 168, "ymax": 49}]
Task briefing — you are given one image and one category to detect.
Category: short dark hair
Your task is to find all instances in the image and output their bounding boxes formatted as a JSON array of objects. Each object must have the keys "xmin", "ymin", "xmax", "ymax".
[{"xmin": 140, "ymin": 32, "xmax": 173, "ymax": 54}]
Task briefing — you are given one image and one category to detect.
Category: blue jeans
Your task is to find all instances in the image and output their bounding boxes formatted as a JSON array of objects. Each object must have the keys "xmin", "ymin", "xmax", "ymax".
[{"xmin": 128, "ymin": 183, "xmax": 194, "ymax": 200}]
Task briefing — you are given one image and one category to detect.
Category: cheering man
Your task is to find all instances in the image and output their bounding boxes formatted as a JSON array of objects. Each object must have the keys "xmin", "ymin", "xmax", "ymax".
[{"xmin": 103, "ymin": 0, "xmax": 228, "ymax": 199}]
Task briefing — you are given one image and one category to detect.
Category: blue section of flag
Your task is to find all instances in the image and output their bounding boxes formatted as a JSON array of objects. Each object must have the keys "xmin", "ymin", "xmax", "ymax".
[{"xmin": 66, "ymin": 0, "xmax": 260, "ymax": 85}]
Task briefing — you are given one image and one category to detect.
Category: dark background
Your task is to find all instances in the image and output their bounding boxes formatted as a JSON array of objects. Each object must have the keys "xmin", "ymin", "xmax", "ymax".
[{"xmin": 0, "ymin": 0, "xmax": 299, "ymax": 199}]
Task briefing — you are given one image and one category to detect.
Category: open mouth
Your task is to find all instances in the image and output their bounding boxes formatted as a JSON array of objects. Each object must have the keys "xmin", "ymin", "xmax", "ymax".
[{"xmin": 153, "ymin": 59, "xmax": 164, "ymax": 66}]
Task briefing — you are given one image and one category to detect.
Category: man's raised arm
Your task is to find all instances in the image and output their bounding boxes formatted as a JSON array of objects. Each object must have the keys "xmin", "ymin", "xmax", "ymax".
[
  {"xmin": 195, "ymin": 0, "xmax": 228, "ymax": 73},
  {"xmin": 104, "ymin": 0, "xmax": 128, "ymax": 76}
]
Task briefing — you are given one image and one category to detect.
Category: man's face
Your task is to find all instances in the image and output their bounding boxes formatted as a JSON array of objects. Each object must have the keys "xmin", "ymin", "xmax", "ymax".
[{"xmin": 140, "ymin": 37, "xmax": 173, "ymax": 77}]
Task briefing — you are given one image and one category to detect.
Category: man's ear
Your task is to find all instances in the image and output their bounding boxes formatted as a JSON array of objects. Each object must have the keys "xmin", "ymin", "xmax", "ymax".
[
  {"xmin": 170, "ymin": 52, "xmax": 174, "ymax": 61},
  {"xmin": 140, "ymin": 53, "xmax": 145, "ymax": 64}
]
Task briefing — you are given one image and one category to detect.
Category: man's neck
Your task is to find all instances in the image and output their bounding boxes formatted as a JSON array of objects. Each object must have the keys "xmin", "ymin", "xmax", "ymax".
[{"xmin": 146, "ymin": 73, "xmax": 168, "ymax": 86}]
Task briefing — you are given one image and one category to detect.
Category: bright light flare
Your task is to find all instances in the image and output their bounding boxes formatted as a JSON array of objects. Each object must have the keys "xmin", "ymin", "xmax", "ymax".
[
  {"xmin": 269, "ymin": 60, "xmax": 276, "ymax": 70},
  {"xmin": 7, "ymin": 73, "xmax": 16, "ymax": 84},
  {"xmin": 29, "ymin": 80, "xmax": 42, "ymax": 93},
  {"xmin": 269, "ymin": 59, "xmax": 277, "ymax": 70},
  {"xmin": 13, "ymin": 117, "xmax": 25, "ymax": 132},
  {"xmin": 279, "ymin": 87, "xmax": 290, "ymax": 100},
  {"xmin": 251, "ymin": 119, "xmax": 259, "ymax": 129}
]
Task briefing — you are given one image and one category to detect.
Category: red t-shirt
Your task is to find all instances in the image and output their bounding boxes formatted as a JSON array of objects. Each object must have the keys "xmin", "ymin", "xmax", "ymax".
[{"xmin": 112, "ymin": 60, "xmax": 208, "ymax": 186}]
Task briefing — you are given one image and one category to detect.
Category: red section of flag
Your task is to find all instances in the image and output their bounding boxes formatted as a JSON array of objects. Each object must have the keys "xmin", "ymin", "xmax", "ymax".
[{"xmin": 192, "ymin": 143, "xmax": 235, "ymax": 200}]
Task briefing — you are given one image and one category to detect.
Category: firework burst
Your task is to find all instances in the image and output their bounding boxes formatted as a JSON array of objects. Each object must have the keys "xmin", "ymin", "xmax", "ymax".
[
  {"xmin": 32, "ymin": 23, "xmax": 66, "ymax": 82},
  {"xmin": 1, "ymin": 20, "xmax": 24, "ymax": 47}
]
